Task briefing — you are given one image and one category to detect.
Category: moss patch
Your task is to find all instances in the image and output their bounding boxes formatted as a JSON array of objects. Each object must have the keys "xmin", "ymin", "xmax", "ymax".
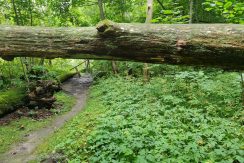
[
  {"xmin": 56, "ymin": 72, "xmax": 77, "ymax": 83},
  {"xmin": 0, "ymin": 87, "xmax": 26, "ymax": 117}
]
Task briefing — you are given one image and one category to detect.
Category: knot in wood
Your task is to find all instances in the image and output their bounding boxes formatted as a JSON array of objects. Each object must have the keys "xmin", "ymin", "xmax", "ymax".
[
  {"xmin": 96, "ymin": 20, "xmax": 115, "ymax": 33},
  {"xmin": 176, "ymin": 40, "xmax": 187, "ymax": 51}
]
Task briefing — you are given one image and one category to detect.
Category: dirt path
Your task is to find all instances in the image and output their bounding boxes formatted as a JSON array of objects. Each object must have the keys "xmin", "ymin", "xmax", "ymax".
[{"xmin": 0, "ymin": 74, "xmax": 93, "ymax": 163}]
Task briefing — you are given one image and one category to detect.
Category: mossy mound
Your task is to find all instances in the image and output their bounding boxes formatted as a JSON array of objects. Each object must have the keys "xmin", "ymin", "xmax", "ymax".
[{"xmin": 0, "ymin": 87, "xmax": 26, "ymax": 117}]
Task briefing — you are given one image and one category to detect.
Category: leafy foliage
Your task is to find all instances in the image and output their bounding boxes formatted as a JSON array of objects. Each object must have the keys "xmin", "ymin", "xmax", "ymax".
[
  {"xmin": 153, "ymin": 0, "xmax": 189, "ymax": 23},
  {"xmin": 203, "ymin": 0, "xmax": 244, "ymax": 23}
]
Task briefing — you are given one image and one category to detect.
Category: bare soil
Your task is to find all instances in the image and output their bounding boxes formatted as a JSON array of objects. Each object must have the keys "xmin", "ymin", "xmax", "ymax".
[
  {"xmin": 0, "ymin": 74, "xmax": 92, "ymax": 163},
  {"xmin": 0, "ymin": 106, "xmax": 57, "ymax": 126}
]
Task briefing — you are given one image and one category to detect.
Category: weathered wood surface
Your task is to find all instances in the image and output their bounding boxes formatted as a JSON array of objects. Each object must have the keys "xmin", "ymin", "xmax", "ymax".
[{"xmin": 0, "ymin": 21, "xmax": 243, "ymax": 69}]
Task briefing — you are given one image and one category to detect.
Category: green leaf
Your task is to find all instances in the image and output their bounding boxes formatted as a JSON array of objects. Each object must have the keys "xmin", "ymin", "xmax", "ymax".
[
  {"xmin": 135, "ymin": 156, "xmax": 148, "ymax": 163},
  {"xmin": 224, "ymin": 2, "xmax": 233, "ymax": 9},
  {"xmin": 216, "ymin": 2, "xmax": 224, "ymax": 6},
  {"xmin": 205, "ymin": 8, "xmax": 213, "ymax": 12},
  {"xmin": 163, "ymin": 10, "xmax": 173, "ymax": 15}
]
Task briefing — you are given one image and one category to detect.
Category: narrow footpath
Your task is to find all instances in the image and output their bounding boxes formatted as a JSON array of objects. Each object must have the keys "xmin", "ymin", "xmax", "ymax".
[{"xmin": 0, "ymin": 74, "xmax": 92, "ymax": 163}]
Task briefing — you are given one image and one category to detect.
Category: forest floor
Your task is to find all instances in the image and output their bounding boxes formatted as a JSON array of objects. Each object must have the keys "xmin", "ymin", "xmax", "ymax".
[
  {"xmin": 32, "ymin": 72, "xmax": 243, "ymax": 162},
  {"xmin": 0, "ymin": 74, "xmax": 92, "ymax": 163}
]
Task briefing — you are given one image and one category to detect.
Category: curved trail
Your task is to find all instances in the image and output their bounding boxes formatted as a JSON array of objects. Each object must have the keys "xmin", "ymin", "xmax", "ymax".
[{"xmin": 0, "ymin": 75, "xmax": 92, "ymax": 163}]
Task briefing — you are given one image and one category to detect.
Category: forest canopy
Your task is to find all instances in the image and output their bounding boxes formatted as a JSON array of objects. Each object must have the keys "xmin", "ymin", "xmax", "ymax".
[{"xmin": 0, "ymin": 0, "xmax": 243, "ymax": 26}]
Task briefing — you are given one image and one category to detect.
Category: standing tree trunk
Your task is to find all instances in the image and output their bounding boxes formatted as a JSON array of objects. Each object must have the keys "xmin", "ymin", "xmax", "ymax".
[
  {"xmin": 28, "ymin": 0, "xmax": 33, "ymax": 26},
  {"xmin": 11, "ymin": 0, "xmax": 20, "ymax": 25},
  {"xmin": 143, "ymin": 0, "xmax": 154, "ymax": 83},
  {"xmin": 27, "ymin": 0, "xmax": 35, "ymax": 71},
  {"xmin": 145, "ymin": 0, "xmax": 153, "ymax": 23},
  {"xmin": 189, "ymin": 0, "xmax": 194, "ymax": 24},
  {"xmin": 98, "ymin": 0, "xmax": 118, "ymax": 74},
  {"xmin": 85, "ymin": 59, "xmax": 91, "ymax": 73},
  {"xmin": 98, "ymin": 0, "xmax": 105, "ymax": 20}
]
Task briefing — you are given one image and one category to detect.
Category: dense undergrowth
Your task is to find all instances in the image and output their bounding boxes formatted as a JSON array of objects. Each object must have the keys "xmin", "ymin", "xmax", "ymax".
[
  {"xmin": 0, "ymin": 59, "xmax": 78, "ymax": 91},
  {"xmin": 36, "ymin": 69, "xmax": 244, "ymax": 162}
]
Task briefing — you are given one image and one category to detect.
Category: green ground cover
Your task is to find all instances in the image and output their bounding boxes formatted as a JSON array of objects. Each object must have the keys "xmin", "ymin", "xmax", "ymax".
[{"xmin": 35, "ymin": 70, "xmax": 244, "ymax": 162}]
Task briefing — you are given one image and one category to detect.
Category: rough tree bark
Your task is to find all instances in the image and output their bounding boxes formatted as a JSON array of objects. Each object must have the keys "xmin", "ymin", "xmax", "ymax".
[{"xmin": 0, "ymin": 21, "xmax": 243, "ymax": 69}]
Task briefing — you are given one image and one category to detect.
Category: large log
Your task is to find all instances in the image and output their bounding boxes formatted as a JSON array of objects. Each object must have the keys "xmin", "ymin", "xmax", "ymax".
[{"xmin": 0, "ymin": 20, "xmax": 243, "ymax": 69}]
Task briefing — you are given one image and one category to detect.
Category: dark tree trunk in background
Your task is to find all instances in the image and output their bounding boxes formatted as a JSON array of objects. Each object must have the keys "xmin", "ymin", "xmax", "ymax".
[
  {"xmin": 0, "ymin": 22, "xmax": 244, "ymax": 70},
  {"xmin": 28, "ymin": 0, "xmax": 33, "ymax": 26},
  {"xmin": 11, "ymin": 0, "xmax": 20, "ymax": 25},
  {"xmin": 156, "ymin": 0, "xmax": 165, "ymax": 10}
]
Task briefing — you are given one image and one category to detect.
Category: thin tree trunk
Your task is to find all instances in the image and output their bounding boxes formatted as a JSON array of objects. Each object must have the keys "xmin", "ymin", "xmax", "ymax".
[
  {"xmin": 112, "ymin": 61, "xmax": 119, "ymax": 74},
  {"xmin": 39, "ymin": 58, "xmax": 45, "ymax": 65},
  {"xmin": 28, "ymin": 0, "xmax": 33, "ymax": 26},
  {"xmin": 189, "ymin": 0, "xmax": 194, "ymax": 24},
  {"xmin": 11, "ymin": 0, "xmax": 20, "ymax": 25},
  {"xmin": 144, "ymin": 0, "xmax": 154, "ymax": 83},
  {"xmin": 26, "ymin": 0, "xmax": 34, "ymax": 71},
  {"xmin": 20, "ymin": 58, "xmax": 30, "ymax": 90},
  {"xmin": 145, "ymin": 0, "xmax": 153, "ymax": 23},
  {"xmin": 98, "ymin": 0, "xmax": 105, "ymax": 20},
  {"xmin": 85, "ymin": 59, "xmax": 91, "ymax": 73}
]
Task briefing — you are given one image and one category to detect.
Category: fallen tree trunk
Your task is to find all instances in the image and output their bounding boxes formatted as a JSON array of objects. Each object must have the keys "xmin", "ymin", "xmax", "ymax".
[{"xmin": 0, "ymin": 20, "xmax": 243, "ymax": 69}]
